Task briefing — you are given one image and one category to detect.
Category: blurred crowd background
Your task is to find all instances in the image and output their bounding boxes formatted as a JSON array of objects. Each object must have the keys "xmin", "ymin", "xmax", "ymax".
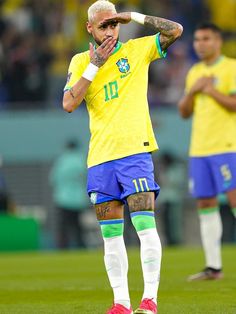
[{"xmin": 0, "ymin": 0, "xmax": 235, "ymax": 251}]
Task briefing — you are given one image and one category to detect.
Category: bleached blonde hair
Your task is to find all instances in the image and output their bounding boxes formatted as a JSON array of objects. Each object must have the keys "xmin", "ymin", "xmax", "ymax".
[{"xmin": 88, "ymin": 0, "xmax": 116, "ymax": 22}]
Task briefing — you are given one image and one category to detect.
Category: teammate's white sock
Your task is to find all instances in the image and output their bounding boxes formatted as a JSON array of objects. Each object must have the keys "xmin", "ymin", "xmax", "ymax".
[
  {"xmin": 199, "ymin": 208, "xmax": 223, "ymax": 269},
  {"xmin": 137, "ymin": 228, "xmax": 162, "ymax": 303},
  {"xmin": 103, "ymin": 236, "xmax": 130, "ymax": 309}
]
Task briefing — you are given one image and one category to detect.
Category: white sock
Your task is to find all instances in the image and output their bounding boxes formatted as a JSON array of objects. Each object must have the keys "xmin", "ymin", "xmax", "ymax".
[
  {"xmin": 103, "ymin": 236, "xmax": 130, "ymax": 309},
  {"xmin": 137, "ymin": 228, "xmax": 162, "ymax": 303},
  {"xmin": 199, "ymin": 209, "xmax": 223, "ymax": 269}
]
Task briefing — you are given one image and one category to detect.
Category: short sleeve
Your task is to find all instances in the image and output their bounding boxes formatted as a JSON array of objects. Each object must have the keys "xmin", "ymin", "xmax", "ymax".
[
  {"xmin": 64, "ymin": 52, "xmax": 89, "ymax": 92},
  {"xmin": 151, "ymin": 33, "xmax": 167, "ymax": 61},
  {"xmin": 133, "ymin": 34, "xmax": 167, "ymax": 63}
]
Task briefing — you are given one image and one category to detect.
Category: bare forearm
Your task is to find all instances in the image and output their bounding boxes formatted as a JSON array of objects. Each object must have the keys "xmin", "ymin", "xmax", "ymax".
[
  {"xmin": 206, "ymin": 89, "xmax": 236, "ymax": 111},
  {"xmin": 178, "ymin": 93, "xmax": 195, "ymax": 119},
  {"xmin": 63, "ymin": 78, "xmax": 91, "ymax": 112},
  {"xmin": 145, "ymin": 16, "xmax": 181, "ymax": 35},
  {"xmin": 144, "ymin": 16, "xmax": 183, "ymax": 49}
]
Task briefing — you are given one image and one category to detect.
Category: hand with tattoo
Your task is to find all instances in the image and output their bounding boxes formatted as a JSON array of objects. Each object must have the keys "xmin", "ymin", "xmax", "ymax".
[{"xmin": 90, "ymin": 37, "xmax": 117, "ymax": 67}]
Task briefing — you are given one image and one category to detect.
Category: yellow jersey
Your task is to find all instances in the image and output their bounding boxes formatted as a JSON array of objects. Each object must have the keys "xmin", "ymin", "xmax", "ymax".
[
  {"xmin": 185, "ymin": 56, "xmax": 236, "ymax": 156},
  {"xmin": 65, "ymin": 34, "xmax": 166, "ymax": 167}
]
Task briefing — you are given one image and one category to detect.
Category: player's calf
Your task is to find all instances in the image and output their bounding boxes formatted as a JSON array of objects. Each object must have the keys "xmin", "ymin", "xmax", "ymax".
[{"xmin": 128, "ymin": 192, "xmax": 161, "ymax": 310}]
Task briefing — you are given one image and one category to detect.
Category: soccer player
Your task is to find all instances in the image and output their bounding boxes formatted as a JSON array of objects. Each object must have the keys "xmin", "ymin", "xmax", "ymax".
[
  {"xmin": 178, "ymin": 23, "xmax": 236, "ymax": 281},
  {"xmin": 63, "ymin": 1, "xmax": 183, "ymax": 313}
]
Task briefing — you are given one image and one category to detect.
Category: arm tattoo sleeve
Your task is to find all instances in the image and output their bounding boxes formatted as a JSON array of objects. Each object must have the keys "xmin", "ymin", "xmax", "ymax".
[{"xmin": 144, "ymin": 16, "xmax": 182, "ymax": 50}]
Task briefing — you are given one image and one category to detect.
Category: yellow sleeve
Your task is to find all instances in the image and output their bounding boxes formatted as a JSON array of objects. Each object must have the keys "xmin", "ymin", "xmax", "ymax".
[
  {"xmin": 133, "ymin": 34, "xmax": 167, "ymax": 63},
  {"xmin": 64, "ymin": 52, "xmax": 89, "ymax": 92},
  {"xmin": 228, "ymin": 62, "xmax": 236, "ymax": 95}
]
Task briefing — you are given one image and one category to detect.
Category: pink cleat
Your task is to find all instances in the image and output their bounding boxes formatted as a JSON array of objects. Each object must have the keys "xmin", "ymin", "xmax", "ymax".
[
  {"xmin": 134, "ymin": 298, "xmax": 157, "ymax": 314},
  {"xmin": 106, "ymin": 303, "xmax": 133, "ymax": 314}
]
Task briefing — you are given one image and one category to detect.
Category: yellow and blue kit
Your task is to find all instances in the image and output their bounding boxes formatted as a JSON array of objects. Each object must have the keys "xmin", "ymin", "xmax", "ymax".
[{"xmin": 64, "ymin": 34, "xmax": 166, "ymax": 168}]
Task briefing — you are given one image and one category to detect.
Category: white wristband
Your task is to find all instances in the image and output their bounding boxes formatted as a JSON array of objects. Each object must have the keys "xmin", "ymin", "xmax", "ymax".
[
  {"xmin": 131, "ymin": 12, "xmax": 145, "ymax": 25},
  {"xmin": 82, "ymin": 63, "xmax": 99, "ymax": 81}
]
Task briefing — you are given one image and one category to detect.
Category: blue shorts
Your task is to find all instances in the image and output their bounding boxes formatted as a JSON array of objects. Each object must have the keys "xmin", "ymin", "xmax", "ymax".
[
  {"xmin": 87, "ymin": 153, "xmax": 160, "ymax": 204},
  {"xmin": 189, "ymin": 153, "xmax": 236, "ymax": 198}
]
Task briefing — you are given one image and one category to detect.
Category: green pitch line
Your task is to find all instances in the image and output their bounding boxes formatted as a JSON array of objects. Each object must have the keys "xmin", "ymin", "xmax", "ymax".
[{"xmin": 0, "ymin": 246, "xmax": 235, "ymax": 314}]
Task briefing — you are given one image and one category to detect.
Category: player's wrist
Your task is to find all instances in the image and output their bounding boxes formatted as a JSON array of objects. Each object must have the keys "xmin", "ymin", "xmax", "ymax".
[
  {"xmin": 82, "ymin": 63, "xmax": 99, "ymax": 81},
  {"xmin": 131, "ymin": 12, "xmax": 146, "ymax": 25}
]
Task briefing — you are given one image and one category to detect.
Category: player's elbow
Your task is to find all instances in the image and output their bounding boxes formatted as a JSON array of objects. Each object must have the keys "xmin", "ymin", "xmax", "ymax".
[
  {"xmin": 173, "ymin": 23, "xmax": 183, "ymax": 39},
  {"xmin": 180, "ymin": 110, "xmax": 191, "ymax": 119},
  {"xmin": 63, "ymin": 97, "xmax": 74, "ymax": 113},
  {"xmin": 178, "ymin": 105, "xmax": 192, "ymax": 119}
]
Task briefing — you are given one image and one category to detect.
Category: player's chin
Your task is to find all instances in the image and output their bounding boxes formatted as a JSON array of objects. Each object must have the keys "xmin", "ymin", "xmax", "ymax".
[{"xmin": 196, "ymin": 51, "xmax": 206, "ymax": 59}]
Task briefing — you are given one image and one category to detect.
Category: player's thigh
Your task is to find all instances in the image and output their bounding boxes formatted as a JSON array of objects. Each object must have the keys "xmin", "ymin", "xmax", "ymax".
[
  {"xmin": 95, "ymin": 200, "xmax": 124, "ymax": 221},
  {"xmin": 87, "ymin": 161, "xmax": 122, "ymax": 205},
  {"xmin": 211, "ymin": 153, "xmax": 236, "ymax": 196},
  {"xmin": 226, "ymin": 188, "xmax": 236, "ymax": 208},
  {"xmin": 127, "ymin": 191, "xmax": 155, "ymax": 213},
  {"xmin": 116, "ymin": 153, "xmax": 160, "ymax": 202},
  {"xmin": 189, "ymin": 157, "xmax": 216, "ymax": 198}
]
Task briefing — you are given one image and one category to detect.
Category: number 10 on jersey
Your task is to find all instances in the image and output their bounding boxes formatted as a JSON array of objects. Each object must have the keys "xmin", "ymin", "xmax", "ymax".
[{"xmin": 104, "ymin": 81, "xmax": 119, "ymax": 101}]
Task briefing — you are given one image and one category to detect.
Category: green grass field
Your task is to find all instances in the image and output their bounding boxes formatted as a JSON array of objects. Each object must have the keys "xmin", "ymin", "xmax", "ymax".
[{"xmin": 0, "ymin": 246, "xmax": 235, "ymax": 314}]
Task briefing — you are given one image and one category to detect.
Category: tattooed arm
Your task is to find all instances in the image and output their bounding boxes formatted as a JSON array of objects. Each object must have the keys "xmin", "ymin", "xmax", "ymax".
[
  {"xmin": 144, "ymin": 16, "xmax": 183, "ymax": 50},
  {"xmin": 103, "ymin": 13, "xmax": 183, "ymax": 51}
]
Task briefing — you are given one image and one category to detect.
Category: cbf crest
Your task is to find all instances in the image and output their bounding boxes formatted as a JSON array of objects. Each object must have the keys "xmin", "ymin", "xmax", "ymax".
[{"xmin": 116, "ymin": 58, "xmax": 130, "ymax": 74}]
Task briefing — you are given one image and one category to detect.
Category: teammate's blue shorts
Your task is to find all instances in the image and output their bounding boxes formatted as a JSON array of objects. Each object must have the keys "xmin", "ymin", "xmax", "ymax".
[
  {"xmin": 189, "ymin": 153, "xmax": 236, "ymax": 198},
  {"xmin": 87, "ymin": 153, "xmax": 160, "ymax": 205}
]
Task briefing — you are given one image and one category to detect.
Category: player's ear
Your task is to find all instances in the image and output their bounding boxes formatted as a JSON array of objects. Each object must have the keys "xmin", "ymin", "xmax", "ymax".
[{"xmin": 87, "ymin": 22, "xmax": 92, "ymax": 34}]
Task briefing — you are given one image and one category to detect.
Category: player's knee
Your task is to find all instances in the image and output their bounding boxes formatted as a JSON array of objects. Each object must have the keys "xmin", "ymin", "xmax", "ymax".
[
  {"xmin": 197, "ymin": 197, "xmax": 217, "ymax": 209},
  {"xmin": 127, "ymin": 192, "xmax": 154, "ymax": 212},
  {"xmin": 130, "ymin": 210, "xmax": 156, "ymax": 232},
  {"xmin": 95, "ymin": 200, "xmax": 124, "ymax": 220},
  {"xmin": 227, "ymin": 190, "xmax": 236, "ymax": 208}
]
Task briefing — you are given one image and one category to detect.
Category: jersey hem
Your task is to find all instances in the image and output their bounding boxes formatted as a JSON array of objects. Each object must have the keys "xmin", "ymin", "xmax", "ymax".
[
  {"xmin": 189, "ymin": 151, "xmax": 236, "ymax": 157},
  {"xmin": 87, "ymin": 147, "xmax": 158, "ymax": 168}
]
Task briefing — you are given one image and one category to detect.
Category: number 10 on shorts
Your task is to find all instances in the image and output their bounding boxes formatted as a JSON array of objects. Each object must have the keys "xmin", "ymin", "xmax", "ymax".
[{"xmin": 132, "ymin": 178, "xmax": 150, "ymax": 193}]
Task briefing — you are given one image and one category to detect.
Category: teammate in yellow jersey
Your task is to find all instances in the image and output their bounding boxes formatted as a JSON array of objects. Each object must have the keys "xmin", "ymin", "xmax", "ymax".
[
  {"xmin": 63, "ymin": 1, "xmax": 182, "ymax": 313},
  {"xmin": 178, "ymin": 23, "xmax": 236, "ymax": 281}
]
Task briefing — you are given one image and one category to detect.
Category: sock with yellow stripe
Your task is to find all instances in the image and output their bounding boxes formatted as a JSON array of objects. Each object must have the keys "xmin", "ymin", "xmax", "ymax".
[
  {"xmin": 99, "ymin": 219, "xmax": 130, "ymax": 309},
  {"xmin": 198, "ymin": 207, "xmax": 223, "ymax": 269},
  {"xmin": 231, "ymin": 208, "xmax": 236, "ymax": 218},
  {"xmin": 131, "ymin": 211, "xmax": 161, "ymax": 303}
]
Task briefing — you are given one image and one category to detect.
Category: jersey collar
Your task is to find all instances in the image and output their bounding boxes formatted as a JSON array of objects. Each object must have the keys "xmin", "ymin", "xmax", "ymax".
[
  {"xmin": 112, "ymin": 41, "xmax": 122, "ymax": 55},
  {"xmin": 93, "ymin": 41, "xmax": 122, "ymax": 55},
  {"xmin": 205, "ymin": 55, "xmax": 224, "ymax": 67}
]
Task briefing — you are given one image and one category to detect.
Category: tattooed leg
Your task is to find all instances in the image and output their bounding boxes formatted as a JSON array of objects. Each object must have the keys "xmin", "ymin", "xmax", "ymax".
[
  {"xmin": 127, "ymin": 192, "xmax": 161, "ymax": 304},
  {"xmin": 95, "ymin": 200, "xmax": 124, "ymax": 221},
  {"xmin": 127, "ymin": 192, "xmax": 155, "ymax": 213}
]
